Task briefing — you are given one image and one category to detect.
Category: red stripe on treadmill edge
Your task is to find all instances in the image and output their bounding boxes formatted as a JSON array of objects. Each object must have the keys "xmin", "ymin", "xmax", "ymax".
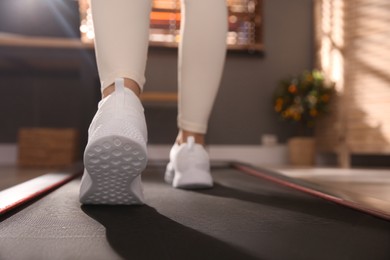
[
  {"xmin": 0, "ymin": 172, "xmax": 80, "ymax": 215},
  {"xmin": 233, "ymin": 163, "xmax": 390, "ymax": 221}
]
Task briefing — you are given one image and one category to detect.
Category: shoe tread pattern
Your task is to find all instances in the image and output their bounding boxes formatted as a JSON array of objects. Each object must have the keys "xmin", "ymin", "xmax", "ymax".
[{"xmin": 82, "ymin": 135, "xmax": 147, "ymax": 205}]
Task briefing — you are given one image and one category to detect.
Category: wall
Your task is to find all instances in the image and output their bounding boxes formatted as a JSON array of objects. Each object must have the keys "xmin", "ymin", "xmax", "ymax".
[
  {"xmin": 0, "ymin": 0, "xmax": 314, "ymax": 147},
  {"xmin": 145, "ymin": 0, "xmax": 314, "ymax": 144}
]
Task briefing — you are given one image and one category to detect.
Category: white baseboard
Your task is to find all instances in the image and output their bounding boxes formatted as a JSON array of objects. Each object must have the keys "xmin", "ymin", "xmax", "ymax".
[
  {"xmin": 147, "ymin": 144, "xmax": 288, "ymax": 166},
  {"xmin": 0, "ymin": 143, "xmax": 288, "ymax": 167},
  {"xmin": 0, "ymin": 144, "xmax": 18, "ymax": 165},
  {"xmin": 210, "ymin": 145, "xmax": 288, "ymax": 166}
]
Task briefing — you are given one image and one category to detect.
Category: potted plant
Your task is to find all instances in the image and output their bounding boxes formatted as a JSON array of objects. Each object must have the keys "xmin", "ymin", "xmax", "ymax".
[{"xmin": 273, "ymin": 70, "xmax": 335, "ymax": 166}]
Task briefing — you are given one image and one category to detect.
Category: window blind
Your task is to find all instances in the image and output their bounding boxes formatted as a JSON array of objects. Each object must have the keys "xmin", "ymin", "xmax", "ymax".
[{"xmin": 315, "ymin": 0, "xmax": 390, "ymax": 157}]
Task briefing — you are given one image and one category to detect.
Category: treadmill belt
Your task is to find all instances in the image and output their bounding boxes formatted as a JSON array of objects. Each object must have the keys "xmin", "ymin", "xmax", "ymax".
[{"xmin": 1, "ymin": 164, "xmax": 390, "ymax": 260}]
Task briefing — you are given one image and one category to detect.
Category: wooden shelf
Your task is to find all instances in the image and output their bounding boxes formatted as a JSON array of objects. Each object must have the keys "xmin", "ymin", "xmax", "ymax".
[
  {"xmin": 140, "ymin": 91, "xmax": 177, "ymax": 103},
  {"xmin": 0, "ymin": 32, "xmax": 263, "ymax": 52},
  {"xmin": 0, "ymin": 32, "xmax": 93, "ymax": 49}
]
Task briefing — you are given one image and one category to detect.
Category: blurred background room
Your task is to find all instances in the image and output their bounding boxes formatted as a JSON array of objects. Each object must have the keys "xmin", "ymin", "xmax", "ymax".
[{"xmin": 1, "ymin": 0, "xmax": 390, "ymax": 214}]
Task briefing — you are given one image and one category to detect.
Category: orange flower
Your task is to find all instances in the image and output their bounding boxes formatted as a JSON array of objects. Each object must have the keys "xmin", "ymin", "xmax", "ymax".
[
  {"xmin": 321, "ymin": 94, "xmax": 330, "ymax": 102},
  {"xmin": 275, "ymin": 98, "xmax": 284, "ymax": 112},
  {"xmin": 310, "ymin": 109, "xmax": 318, "ymax": 117},
  {"xmin": 276, "ymin": 98, "xmax": 283, "ymax": 105},
  {"xmin": 282, "ymin": 110, "xmax": 291, "ymax": 118},
  {"xmin": 293, "ymin": 113, "xmax": 301, "ymax": 121},
  {"xmin": 288, "ymin": 84, "xmax": 297, "ymax": 93}
]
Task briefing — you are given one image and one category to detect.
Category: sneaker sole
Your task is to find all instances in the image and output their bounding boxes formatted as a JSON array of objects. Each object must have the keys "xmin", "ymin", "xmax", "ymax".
[{"xmin": 81, "ymin": 135, "xmax": 147, "ymax": 205}]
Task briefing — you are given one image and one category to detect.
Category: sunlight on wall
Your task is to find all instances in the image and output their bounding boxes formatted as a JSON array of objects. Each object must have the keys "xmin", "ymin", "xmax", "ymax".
[
  {"xmin": 347, "ymin": 1, "xmax": 390, "ymax": 145},
  {"xmin": 316, "ymin": 0, "xmax": 390, "ymax": 154},
  {"xmin": 319, "ymin": 0, "xmax": 344, "ymax": 92}
]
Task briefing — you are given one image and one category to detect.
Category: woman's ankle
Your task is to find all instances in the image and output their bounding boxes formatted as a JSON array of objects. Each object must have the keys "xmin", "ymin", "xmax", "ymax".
[
  {"xmin": 102, "ymin": 78, "xmax": 141, "ymax": 98},
  {"xmin": 176, "ymin": 130, "xmax": 205, "ymax": 146}
]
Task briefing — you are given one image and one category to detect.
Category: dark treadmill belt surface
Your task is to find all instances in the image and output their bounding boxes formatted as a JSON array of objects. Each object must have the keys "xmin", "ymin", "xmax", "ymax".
[{"xmin": 1, "ymin": 164, "xmax": 390, "ymax": 260}]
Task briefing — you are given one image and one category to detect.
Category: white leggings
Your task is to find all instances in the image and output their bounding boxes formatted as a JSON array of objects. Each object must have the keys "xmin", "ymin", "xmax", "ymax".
[{"xmin": 91, "ymin": 0, "xmax": 227, "ymax": 134}]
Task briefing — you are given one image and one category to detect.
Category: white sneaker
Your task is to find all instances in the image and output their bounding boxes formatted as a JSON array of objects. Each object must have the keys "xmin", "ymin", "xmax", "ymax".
[
  {"xmin": 80, "ymin": 78, "xmax": 148, "ymax": 205},
  {"xmin": 165, "ymin": 136, "xmax": 213, "ymax": 189},
  {"xmin": 164, "ymin": 142, "xmax": 179, "ymax": 184}
]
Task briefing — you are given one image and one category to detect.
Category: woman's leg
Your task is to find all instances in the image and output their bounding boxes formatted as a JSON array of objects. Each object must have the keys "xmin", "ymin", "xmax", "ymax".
[
  {"xmin": 165, "ymin": 0, "xmax": 228, "ymax": 188},
  {"xmin": 80, "ymin": 0, "xmax": 152, "ymax": 205},
  {"xmin": 177, "ymin": 0, "xmax": 228, "ymax": 144},
  {"xmin": 91, "ymin": 0, "xmax": 152, "ymax": 96}
]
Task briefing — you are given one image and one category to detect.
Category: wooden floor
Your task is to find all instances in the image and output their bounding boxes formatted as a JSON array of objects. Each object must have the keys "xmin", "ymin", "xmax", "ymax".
[
  {"xmin": 0, "ymin": 165, "xmax": 59, "ymax": 191},
  {"xmin": 272, "ymin": 166, "xmax": 390, "ymax": 218}
]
